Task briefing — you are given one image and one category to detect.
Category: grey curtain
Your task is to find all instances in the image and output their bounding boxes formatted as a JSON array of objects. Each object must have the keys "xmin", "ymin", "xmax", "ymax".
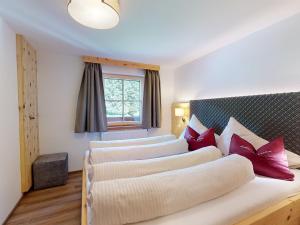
[
  {"xmin": 75, "ymin": 63, "xmax": 107, "ymax": 133},
  {"xmin": 142, "ymin": 70, "xmax": 162, "ymax": 129}
]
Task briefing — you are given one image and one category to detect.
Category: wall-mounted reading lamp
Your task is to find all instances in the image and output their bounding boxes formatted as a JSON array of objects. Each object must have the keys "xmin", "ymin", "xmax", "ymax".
[
  {"xmin": 175, "ymin": 108, "xmax": 186, "ymax": 123},
  {"xmin": 172, "ymin": 102, "xmax": 189, "ymax": 137}
]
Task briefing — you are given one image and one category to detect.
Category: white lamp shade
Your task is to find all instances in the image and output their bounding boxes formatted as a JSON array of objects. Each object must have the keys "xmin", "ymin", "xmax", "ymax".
[
  {"xmin": 175, "ymin": 108, "xmax": 185, "ymax": 117},
  {"xmin": 68, "ymin": 0, "xmax": 120, "ymax": 29}
]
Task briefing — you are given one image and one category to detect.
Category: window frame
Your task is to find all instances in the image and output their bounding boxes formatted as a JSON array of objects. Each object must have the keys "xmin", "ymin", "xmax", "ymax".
[{"xmin": 103, "ymin": 73, "xmax": 144, "ymax": 129}]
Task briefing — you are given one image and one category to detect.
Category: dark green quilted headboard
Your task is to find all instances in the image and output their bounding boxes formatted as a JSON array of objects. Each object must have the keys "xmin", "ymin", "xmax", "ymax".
[{"xmin": 190, "ymin": 92, "xmax": 300, "ymax": 155}]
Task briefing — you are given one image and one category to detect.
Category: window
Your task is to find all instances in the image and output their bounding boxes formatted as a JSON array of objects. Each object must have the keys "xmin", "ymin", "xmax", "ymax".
[{"xmin": 104, "ymin": 74, "xmax": 143, "ymax": 127}]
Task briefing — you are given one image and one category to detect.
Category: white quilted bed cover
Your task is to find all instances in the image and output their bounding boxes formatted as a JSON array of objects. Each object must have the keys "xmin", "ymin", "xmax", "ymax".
[{"xmin": 84, "ymin": 145, "xmax": 300, "ymax": 225}]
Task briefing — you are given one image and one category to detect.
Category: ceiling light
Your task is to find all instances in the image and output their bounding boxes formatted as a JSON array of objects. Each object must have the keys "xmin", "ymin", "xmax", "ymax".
[{"xmin": 68, "ymin": 0, "xmax": 120, "ymax": 29}]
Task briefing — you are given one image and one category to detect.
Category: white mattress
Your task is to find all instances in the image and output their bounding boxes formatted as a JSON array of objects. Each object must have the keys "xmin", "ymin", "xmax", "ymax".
[{"xmin": 84, "ymin": 153, "xmax": 300, "ymax": 225}]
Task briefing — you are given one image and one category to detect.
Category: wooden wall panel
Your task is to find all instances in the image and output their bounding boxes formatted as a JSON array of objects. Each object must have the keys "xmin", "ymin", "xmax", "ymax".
[{"xmin": 16, "ymin": 34, "xmax": 39, "ymax": 192}]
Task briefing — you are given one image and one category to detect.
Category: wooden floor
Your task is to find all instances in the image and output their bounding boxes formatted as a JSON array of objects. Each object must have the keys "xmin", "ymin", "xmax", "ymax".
[{"xmin": 5, "ymin": 172, "xmax": 82, "ymax": 225}]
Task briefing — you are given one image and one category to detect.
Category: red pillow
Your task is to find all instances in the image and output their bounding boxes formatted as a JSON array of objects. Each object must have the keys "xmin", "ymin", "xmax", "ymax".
[
  {"xmin": 184, "ymin": 126, "xmax": 217, "ymax": 151},
  {"xmin": 229, "ymin": 134, "xmax": 294, "ymax": 181}
]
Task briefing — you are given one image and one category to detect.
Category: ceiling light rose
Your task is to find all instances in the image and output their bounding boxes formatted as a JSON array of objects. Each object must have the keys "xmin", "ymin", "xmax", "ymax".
[{"xmin": 68, "ymin": 0, "xmax": 120, "ymax": 29}]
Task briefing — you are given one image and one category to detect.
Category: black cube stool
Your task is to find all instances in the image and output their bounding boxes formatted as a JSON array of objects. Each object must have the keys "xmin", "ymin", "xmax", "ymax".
[{"xmin": 33, "ymin": 152, "xmax": 68, "ymax": 190}]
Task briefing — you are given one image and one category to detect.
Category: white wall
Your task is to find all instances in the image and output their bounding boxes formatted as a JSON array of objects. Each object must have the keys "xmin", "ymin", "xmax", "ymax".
[
  {"xmin": 174, "ymin": 13, "xmax": 300, "ymax": 101},
  {"xmin": 0, "ymin": 18, "xmax": 21, "ymax": 223},
  {"xmin": 37, "ymin": 51, "xmax": 174, "ymax": 171}
]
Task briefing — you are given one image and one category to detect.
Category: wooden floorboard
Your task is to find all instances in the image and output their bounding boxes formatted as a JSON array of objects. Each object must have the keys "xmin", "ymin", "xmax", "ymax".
[{"xmin": 5, "ymin": 171, "xmax": 82, "ymax": 225}]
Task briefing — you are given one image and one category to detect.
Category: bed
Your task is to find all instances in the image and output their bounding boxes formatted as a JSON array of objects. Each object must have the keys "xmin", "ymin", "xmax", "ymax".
[{"xmin": 82, "ymin": 92, "xmax": 300, "ymax": 225}]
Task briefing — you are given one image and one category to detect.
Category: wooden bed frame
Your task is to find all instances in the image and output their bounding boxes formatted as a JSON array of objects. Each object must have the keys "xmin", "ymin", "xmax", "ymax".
[
  {"xmin": 81, "ymin": 168, "xmax": 300, "ymax": 225},
  {"xmin": 82, "ymin": 168, "xmax": 88, "ymax": 225}
]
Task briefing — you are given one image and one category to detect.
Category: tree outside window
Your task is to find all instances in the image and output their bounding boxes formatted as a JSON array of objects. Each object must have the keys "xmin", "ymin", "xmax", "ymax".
[{"xmin": 104, "ymin": 74, "xmax": 143, "ymax": 125}]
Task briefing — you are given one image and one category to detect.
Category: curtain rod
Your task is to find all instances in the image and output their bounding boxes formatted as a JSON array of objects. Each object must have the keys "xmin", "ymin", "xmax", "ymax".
[{"xmin": 82, "ymin": 56, "xmax": 160, "ymax": 71}]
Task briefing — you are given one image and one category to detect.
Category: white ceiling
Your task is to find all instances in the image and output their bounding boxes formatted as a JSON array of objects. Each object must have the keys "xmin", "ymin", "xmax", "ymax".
[{"xmin": 0, "ymin": 0, "xmax": 300, "ymax": 67}]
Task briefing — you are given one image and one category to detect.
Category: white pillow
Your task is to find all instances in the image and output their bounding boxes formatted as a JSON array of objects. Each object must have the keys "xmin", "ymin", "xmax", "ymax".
[
  {"xmin": 217, "ymin": 117, "xmax": 300, "ymax": 168},
  {"xmin": 217, "ymin": 117, "xmax": 264, "ymax": 155},
  {"xmin": 179, "ymin": 114, "xmax": 212, "ymax": 139},
  {"xmin": 286, "ymin": 151, "xmax": 300, "ymax": 169}
]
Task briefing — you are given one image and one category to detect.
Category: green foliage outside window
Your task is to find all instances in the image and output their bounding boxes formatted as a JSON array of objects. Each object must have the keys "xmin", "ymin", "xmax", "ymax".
[{"xmin": 104, "ymin": 77, "xmax": 142, "ymax": 123}]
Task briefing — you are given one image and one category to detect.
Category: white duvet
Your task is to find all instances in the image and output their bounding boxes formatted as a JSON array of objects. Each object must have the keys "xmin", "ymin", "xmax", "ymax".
[
  {"xmin": 89, "ymin": 139, "xmax": 188, "ymax": 164},
  {"xmin": 135, "ymin": 169, "xmax": 300, "ymax": 225},
  {"xmin": 89, "ymin": 134, "xmax": 176, "ymax": 149},
  {"xmin": 89, "ymin": 155, "xmax": 255, "ymax": 225},
  {"xmin": 88, "ymin": 146, "xmax": 222, "ymax": 182}
]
